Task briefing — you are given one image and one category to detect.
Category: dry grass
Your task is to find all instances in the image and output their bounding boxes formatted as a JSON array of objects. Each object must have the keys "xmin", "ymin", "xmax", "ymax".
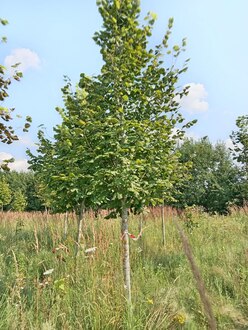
[{"xmin": 0, "ymin": 208, "xmax": 247, "ymax": 329}]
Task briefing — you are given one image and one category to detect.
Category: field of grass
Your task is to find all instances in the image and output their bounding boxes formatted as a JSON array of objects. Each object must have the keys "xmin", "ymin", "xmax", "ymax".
[{"xmin": 0, "ymin": 208, "xmax": 247, "ymax": 329}]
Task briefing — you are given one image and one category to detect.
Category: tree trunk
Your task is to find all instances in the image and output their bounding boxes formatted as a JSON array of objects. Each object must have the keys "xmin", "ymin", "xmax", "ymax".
[
  {"xmin": 121, "ymin": 200, "xmax": 131, "ymax": 304},
  {"xmin": 45, "ymin": 206, "xmax": 49, "ymax": 222},
  {"xmin": 161, "ymin": 202, "xmax": 166, "ymax": 246},
  {"xmin": 63, "ymin": 211, "xmax": 68, "ymax": 239},
  {"xmin": 75, "ymin": 202, "xmax": 85, "ymax": 257},
  {"xmin": 139, "ymin": 213, "xmax": 143, "ymax": 235}
]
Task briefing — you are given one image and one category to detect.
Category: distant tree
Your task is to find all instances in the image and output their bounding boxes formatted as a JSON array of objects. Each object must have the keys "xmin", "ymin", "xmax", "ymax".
[
  {"xmin": 230, "ymin": 115, "xmax": 248, "ymax": 173},
  {"xmin": 23, "ymin": 172, "xmax": 43, "ymax": 211},
  {"xmin": 175, "ymin": 137, "xmax": 242, "ymax": 213},
  {"xmin": 0, "ymin": 178, "xmax": 11, "ymax": 211},
  {"xmin": 24, "ymin": 173, "xmax": 44, "ymax": 211},
  {"xmin": 230, "ymin": 115, "xmax": 248, "ymax": 204},
  {"xmin": 5, "ymin": 171, "xmax": 27, "ymax": 193},
  {"xmin": 11, "ymin": 189, "xmax": 27, "ymax": 211},
  {"xmin": 2, "ymin": 171, "xmax": 43, "ymax": 211}
]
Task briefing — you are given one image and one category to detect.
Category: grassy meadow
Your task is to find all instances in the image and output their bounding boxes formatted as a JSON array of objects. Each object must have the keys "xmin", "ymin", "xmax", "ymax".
[{"xmin": 0, "ymin": 208, "xmax": 247, "ymax": 329}]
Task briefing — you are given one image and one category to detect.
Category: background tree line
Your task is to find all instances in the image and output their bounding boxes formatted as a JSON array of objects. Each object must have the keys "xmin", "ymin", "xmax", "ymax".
[
  {"xmin": 0, "ymin": 171, "xmax": 43, "ymax": 211},
  {"xmin": 174, "ymin": 136, "xmax": 247, "ymax": 214}
]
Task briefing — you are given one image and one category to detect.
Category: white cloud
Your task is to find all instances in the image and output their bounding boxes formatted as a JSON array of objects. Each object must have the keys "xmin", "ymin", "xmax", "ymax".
[
  {"xmin": 170, "ymin": 127, "xmax": 180, "ymax": 138},
  {"xmin": 0, "ymin": 152, "xmax": 13, "ymax": 161},
  {"xmin": 179, "ymin": 83, "xmax": 209, "ymax": 114},
  {"xmin": 17, "ymin": 136, "xmax": 36, "ymax": 148},
  {"xmin": 4, "ymin": 48, "xmax": 41, "ymax": 73},
  {"xmin": 0, "ymin": 152, "xmax": 29, "ymax": 172},
  {"xmin": 9, "ymin": 159, "xmax": 29, "ymax": 172},
  {"xmin": 225, "ymin": 138, "xmax": 234, "ymax": 150},
  {"xmin": 185, "ymin": 131, "xmax": 200, "ymax": 141}
]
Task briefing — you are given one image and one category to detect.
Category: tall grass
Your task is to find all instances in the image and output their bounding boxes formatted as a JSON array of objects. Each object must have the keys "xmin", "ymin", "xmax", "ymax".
[{"xmin": 0, "ymin": 208, "xmax": 247, "ymax": 329}]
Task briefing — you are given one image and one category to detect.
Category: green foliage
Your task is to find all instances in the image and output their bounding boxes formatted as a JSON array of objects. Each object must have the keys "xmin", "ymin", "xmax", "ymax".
[
  {"xmin": 230, "ymin": 115, "xmax": 248, "ymax": 174},
  {"xmin": 0, "ymin": 19, "xmax": 19, "ymax": 145},
  {"xmin": 28, "ymin": 0, "xmax": 194, "ymax": 217},
  {"xmin": 27, "ymin": 126, "xmax": 85, "ymax": 214},
  {"xmin": 0, "ymin": 171, "xmax": 44, "ymax": 211},
  {"xmin": 175, "ymin": 137, "xmax": 242, "ymax": 213},
  {"xmin": 230, "ymin": 116, "xmax": 248, "ymax": 204},
  {"xmin": 0, "ymin": 178, "xmax": 11, "ymax": 210},
  {"xmin": 28, "ymin": 2, "xmax": 195, "ymax": 303},
  {"xmin": 0, "ymin": 18, "xmax": 32, "ymax": 168},
  {"xmin": 0, "ymin": 19, "xmax": 8, "ymax": 26},
  {"xmin": 11, "ymin": 189, "xmax": 27, "ymax": 211},
  {"xmin": 88, "ymin": 0, "xmax": 195, "ymax": 213},
  {"xmin": 24, "ymin": 173, "xmax": 44, "ymax": 211},
  {"xmin": 183, "ymin": 205, "xmax": 201, "ymax": 232}
]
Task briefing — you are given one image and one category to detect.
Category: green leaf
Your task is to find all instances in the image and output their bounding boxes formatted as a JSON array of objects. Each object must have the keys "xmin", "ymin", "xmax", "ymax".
[
  {"xmin": 54, "ymin": 278, "xmax": 66, "ymax": 293},
  {"xmin": 0, "ymin": 19, "xmax": 9, "ymax": 26},
  {"xmin": 115, "ymin": 0, "xmax": 120, "ymax": 10},
  {"xmin": 122, "ymin": 95, "xmax": 129, "ymax": 102}
]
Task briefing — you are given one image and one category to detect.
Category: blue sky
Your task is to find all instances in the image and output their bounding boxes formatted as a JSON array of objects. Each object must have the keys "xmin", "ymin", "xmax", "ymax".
[{"xmin": 1, "ymin": 0, "xmax": 248, "ymax": 170}]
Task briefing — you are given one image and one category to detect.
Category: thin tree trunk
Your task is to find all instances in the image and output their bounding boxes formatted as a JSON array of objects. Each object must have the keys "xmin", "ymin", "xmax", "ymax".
[
  {"xmin": 161, "ymin": 202, "xmax": 165, "ymax": 246},
  {"xmin": 63, "ymin": 211, "xmax": 68, "ymax": 239},
  {"xmin": 139, "ymin": 213, "xmax": 143, "ymax": 235},
  {"xmin": 75, "ymin": 201, "xmax": 85, "ymax": 257},
  {"xmin": 121, "ymin": 200, "xmax": 131, "ymax": 304},
  {"xmin": 45, "ymin": 206, "xmax": 49, "ymax": 222},
  {"xmin": 139, "ymin": 213, "xmax": 144, "ymax": 263}
]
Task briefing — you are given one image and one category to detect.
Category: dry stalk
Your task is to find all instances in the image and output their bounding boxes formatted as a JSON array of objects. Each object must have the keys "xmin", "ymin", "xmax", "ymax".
[
  {"xmin": 11, "ymin": 250, "xmax": 25, "ymax": 329},
  {"xmin": 33, "ymin": 225, "xmax": 39, "ymax": 253},
  {"xmin": 173, "ymin": 217, "xmax": 217, "ymax": 330}
]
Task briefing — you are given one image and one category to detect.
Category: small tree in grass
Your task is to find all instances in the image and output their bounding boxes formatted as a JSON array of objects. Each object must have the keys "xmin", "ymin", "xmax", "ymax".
[
  {"xmin": 82, "ymin": 0, "xmax": 195, "ymax": 303},
  {"xmin": 0, "ymin": 178, "xmax": 11, "ymax": 211},
  {"xmin": 11, "ymin": 189, "xmax": 27, "ymax": 211},
  {"xmin": 28, "ymin": 109, "xmax": 95, "ymax": 255},
  {"xmin": 28, "ymin": 0, "xmax": 195, "ymax": 304}
]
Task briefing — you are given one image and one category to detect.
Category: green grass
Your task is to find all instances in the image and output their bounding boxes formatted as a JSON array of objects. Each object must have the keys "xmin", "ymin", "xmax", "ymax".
[{"xmin": 0, "ymin": 209, "xmax": 247, "ymax": 329}]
